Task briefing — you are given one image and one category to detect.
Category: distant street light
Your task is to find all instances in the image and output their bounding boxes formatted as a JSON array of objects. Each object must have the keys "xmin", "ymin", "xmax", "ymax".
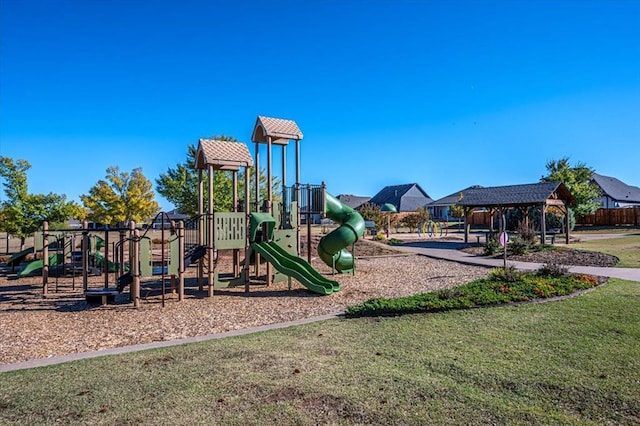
[{"xmin": 381, "ymin": 203, "xmax": 397, "ymax": 239}]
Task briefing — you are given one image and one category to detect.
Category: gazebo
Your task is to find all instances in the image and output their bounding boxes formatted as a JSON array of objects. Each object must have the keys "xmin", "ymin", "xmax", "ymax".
[{"xmin": 457, "ymin": 182, "xmax": 575, "ymax": 244}]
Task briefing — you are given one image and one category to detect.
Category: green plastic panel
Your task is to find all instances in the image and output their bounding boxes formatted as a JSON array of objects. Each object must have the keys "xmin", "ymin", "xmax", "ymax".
[
  {"xmin": 168, "ymin": 237, "xmax": 179, "ymax": 275},
  {"xmin": 139, "ymin": 237, "xmax": 152, "ymax": 277},
  {"xmin": 214, "ymin": 212, "xmax": 247, "ymax": 249},
  {"xmin": 249, "ymin": 213, "xmax": 276, "ymax": 242}
]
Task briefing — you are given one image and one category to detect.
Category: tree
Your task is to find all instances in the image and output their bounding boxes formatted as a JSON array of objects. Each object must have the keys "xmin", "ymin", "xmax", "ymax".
[
  {"xmin": 156, "ymin": 140, "xmax": 280, "ymax": 217},
  {"xmin": 541, "ymin": 157, "xmax": 601, "ymax": 217},
  {"xmin": 449, "ymin": 193, "xmax": 466, "ymax": 219},
  {"xmin": 356, "ymin": 202, "xmax": 385, "ymax": 231},
  {"xmin": 81, "ymin": 166, "xmax": 160, "ymax": 227},
  {"xmin": 0, "ymin": 156, "xmax": 84, "ymax": 249},
  {"xmin": 401, "ymin": 206, "xmax": 430, "ymax": 232}
]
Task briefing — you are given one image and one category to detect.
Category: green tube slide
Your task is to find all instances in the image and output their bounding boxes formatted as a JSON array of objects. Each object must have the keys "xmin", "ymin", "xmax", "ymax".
[{"xmin": 317, "ymin": 191, "xmax": 366, "ymax": 273}]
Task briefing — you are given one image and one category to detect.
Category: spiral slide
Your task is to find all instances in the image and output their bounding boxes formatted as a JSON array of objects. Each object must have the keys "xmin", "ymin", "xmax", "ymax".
[{"xmin": 317, "ymin": 192, "xmax": 366, "ymax": 273}]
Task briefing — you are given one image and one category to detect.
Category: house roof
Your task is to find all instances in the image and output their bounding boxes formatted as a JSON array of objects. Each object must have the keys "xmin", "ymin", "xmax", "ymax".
[
  {"xmin": 196, "ymin": 139, "xmax": 254, "ymax": 171},
  {"xmin": 251, "ymin": 116, "xmax": 303, "ymax": 144},
  {"xmin": 336, "ymin": 194, "xmax": 371, "ymax": 209},
  {"xmin": 369, "ymin": 183, "xmax": 433, "ymax": 212},
  {"xmin": 457, "ymin": 182, "xmax": 575, "ymax": 207},
  {"xmin": 591, "ymin": 173, "xmax": 640, "ymax": 203},
  {"xmin": 426, "ymin": 185, "xmax": 483, "ymax": 207},
  {"xmin": 163, "ymin": 209, "xmax": 189, "ymax": 220}
]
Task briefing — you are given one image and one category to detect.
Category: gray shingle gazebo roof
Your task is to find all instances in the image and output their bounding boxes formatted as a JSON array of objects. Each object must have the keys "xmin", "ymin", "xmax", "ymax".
[
  {"xmin": 196, "ymin": 139, "xmax": 254, "ymax": 171},
  {"xmin": 426, "ymin": 185, "xmax": 483, "ymax": 207},
  {"xmin": 251, "ymin": 116, "xmax": 303, "ymax": 144},
  {"xmin": 457, "ymin": 182, "xmax": 575, "ymax": 208}
]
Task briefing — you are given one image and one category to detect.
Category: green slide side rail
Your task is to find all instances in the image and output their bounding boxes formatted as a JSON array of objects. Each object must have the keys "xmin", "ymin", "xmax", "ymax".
[
  {"xmin": 251, "ymin": 242, "xmax": 339, "ymax": 295},
  {"xmin": 317, "ymin": 191, "xmax": 366, "ymax": 273}
]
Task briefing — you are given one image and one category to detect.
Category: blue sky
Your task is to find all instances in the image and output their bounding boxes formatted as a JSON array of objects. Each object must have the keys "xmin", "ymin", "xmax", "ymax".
[{"xmin": 1, "ymin": 0, "xmax": 639, "ymax": 211}]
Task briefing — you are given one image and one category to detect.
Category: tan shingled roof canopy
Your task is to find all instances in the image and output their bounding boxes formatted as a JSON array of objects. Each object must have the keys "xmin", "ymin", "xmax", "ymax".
[
  {"xmin": 251, "ymin": 116, "xmax": 303, "ymax": 144},
  {"xmin": 196, "ymin": 139, "xmax": 254, "ymax": 171}
]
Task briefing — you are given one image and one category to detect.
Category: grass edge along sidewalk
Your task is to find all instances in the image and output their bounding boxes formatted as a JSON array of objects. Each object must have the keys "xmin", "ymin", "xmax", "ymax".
[{"xmin": 1, "ymin": 277, "xmax": 638, "ymax": 425}]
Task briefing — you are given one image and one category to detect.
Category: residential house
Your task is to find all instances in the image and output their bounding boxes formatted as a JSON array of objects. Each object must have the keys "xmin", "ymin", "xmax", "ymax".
[
  {"xmin": 151, "ymin": 209, "xmax": 190, "ymax": 229},
  {"xmin": 368, "ymin": 183, "xmax": 433, "ymax": 212},
  {"xmin": 591, "ymin": 173, "xmax": 640, "ymax": 208},
  {"xmin": 336, "ymin": 194, "xmax": 371, "ymax": 210}
]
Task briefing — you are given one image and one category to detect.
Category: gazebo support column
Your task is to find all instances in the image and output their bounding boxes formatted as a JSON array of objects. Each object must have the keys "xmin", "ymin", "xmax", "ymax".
[
  {"xmin": 565, "ymin": 204, "xmax": 571, "ymax": 244},
  {"xmin": 463, "ymin": 207, "xmax": 473, "ymax": 243},
  {"xmin": 541, "ymin": 203, "xmax": 547, "ymax": 244}
]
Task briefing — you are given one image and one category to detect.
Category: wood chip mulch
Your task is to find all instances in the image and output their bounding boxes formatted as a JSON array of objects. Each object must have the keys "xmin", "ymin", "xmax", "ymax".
[{"xmin": 0, "ymin": 248, "xmax": 489, "ymax": 365}]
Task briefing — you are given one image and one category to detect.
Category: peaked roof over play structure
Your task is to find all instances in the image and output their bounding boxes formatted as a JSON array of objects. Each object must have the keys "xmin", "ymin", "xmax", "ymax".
[
  {"xmin": 251, "ymin": 116, "xmax": 303, "ymax": 144},
  {"xmin": 457, "ymin": 182, "xmax": 575, "ymax": 208},
  {"xmin": 195, "ymin": 139, "xmax": 254, "ymax": 171}
]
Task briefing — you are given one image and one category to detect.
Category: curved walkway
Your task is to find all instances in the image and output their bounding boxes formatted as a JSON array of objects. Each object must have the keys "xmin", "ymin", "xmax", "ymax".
[{"xmin": 400, "ymin": 240, "xmax": 640, "ymax": 282}]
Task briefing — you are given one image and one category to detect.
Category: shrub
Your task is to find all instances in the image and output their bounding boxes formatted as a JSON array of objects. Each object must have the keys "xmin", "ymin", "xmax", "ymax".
[
  {"xmin": 345, "ymin": 269, "xmax": 602, "ymax": 317},
  {"xmin": 515, "ymin": 220, "xmax": 536, "ymax": 243},
  {"xmin": 508, "ymin": 235, "xmax": 532, "ymax": 255},
  {"xmin": 536, "ymin": 263, "xmax": 569, "ymax": 278},
  {"xmin": 374, "ymin": 232, "xmax": 386, "ymax": 241},
  {"xmin": 387, "ymin": 238, "xmax": 403, "ymax": 245},
  {"xmin": 484, "ymin": 233, "xmax": 502, "ymax": 256},
  {"xmin": 488, "ymin": 265, "xmax": 524, "ymax": 282}
]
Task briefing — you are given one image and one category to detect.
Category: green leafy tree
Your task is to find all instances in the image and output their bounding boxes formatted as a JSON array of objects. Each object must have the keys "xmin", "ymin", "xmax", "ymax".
[
  {"xmin": 241, "ymin": 168, "xmax": 281, "ymax": 211},
  {"xmin": 449, "ymin": 192, "xmax": 466, "ymax": 218},
  {"xmin": 81, "ymin": 166, "xmax": 160, "ymax": 227},
  {"xmin": 356, "ymin": 202, "xmax": 385, "ymax": 231},
  {"xmin": 0, "ymin": 156, "xmax": 84, "ymax": 249},
  {"xmin": 541, "ymin": 157, "xmax": 601, "ymax": 217},
  {"xmin": 156, "ymin": 139, "xmax": 280, "ymax": 217},
  {"xmin": 401, "ymin": 206, "xmax": 430, "ymax": 231}
]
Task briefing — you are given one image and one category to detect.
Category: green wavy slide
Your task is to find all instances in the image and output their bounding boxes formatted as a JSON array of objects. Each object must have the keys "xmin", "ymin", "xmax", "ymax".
[
  {"xmin": 18, "ymin": 254, "xmax": 64, "ymax": 278},
  {"xmin": 251, "ymin": 241, "xmax": 340, "ymax": 295}
]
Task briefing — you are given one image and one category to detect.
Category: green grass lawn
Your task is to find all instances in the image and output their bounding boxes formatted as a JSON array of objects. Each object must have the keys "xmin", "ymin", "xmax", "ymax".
[
  {"xmin": 571, "ymin": 233, "xmax": 640, "ymax": 268},
  {"xmin": 1, "ymin": 279, "xmax": 638, "ymax": 425}
]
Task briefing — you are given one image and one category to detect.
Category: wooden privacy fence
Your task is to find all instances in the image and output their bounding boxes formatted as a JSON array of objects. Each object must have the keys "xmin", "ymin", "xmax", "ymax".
[
  {"xmin": 469, "ymin": 207, "xmax": 640, "ymax": 227},
  {"xmin": 468, "ymin": 211, "xmax": 492, "ymax": 226},
  {"xmin": 576, "ymin": 207, "xmax": 640, "ymax": 226}
]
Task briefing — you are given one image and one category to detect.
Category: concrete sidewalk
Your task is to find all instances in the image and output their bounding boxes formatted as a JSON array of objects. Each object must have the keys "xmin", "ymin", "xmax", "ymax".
[{"xmin": 400, "ymin": 240, "xmax": 640, "ymax": 282}]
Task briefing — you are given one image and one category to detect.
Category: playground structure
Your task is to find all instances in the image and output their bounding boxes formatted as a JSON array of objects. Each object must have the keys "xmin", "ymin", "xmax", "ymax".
[
  {"xmin": 10, "ymin": 116, "xmax": 365, "ymax": 307},
  {"xmin": 188, "ymin": 116, "xmax": 365, "ymax": 299}
]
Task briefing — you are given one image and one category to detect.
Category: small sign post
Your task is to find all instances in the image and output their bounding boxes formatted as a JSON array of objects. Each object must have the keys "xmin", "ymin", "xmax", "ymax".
[
  {"xmin": 500, "ymin": 212, "xmax": 508, "ymax": 268},
  {"xmin": 500, "ymin": 231, "xmax": 508, "ymax": 268}
]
